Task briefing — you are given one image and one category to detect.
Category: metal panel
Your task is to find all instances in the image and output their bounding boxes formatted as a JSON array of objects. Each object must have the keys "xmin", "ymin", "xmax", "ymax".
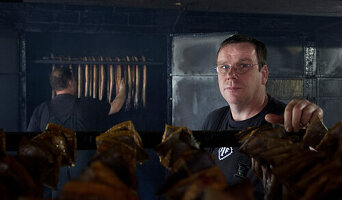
[
  {"xmin": 318, "ymin": 78, "xmax": 342, "ymax": 97},
  {"xmin": 257, "ymin": 36, "xmax": 304, "ymax": 77},
  {"xmin": 319, "ymin": 99, "xmax": 342, "ymax": 128},
  {"xmin": 266, "ymin": 79, "xmax": 304, "ymax": 99},
  {"xmin": 317, "ymin": 47, "xmax": 342, "ymax": 76},
  {"xmin": 171, "ymin": 33, "xmax": 234, "ymax": 76},
  {"xmin": 315, "ymin": 40, "xmax": 342, "ymax": 128},
  {"xmin": 172, "ymin": 76, "xmax": 226, "ymax": 130},
  {"xmin": 171, "ymin": 32, "xmax": 234, "ymax": 130},
  {"xmin": 267, "ymin": 45, "xmax": 304, "ymax": 76}
]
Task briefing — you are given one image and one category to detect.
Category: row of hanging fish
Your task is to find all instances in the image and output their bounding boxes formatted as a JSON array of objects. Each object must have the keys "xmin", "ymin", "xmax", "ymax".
[
  {"xmin": 236, "ymin": 115, "xmax": 342, "ymax": 200},
  {"xmin": 51, "ymin": 55, "xmax": 147, "ymax": 111}
]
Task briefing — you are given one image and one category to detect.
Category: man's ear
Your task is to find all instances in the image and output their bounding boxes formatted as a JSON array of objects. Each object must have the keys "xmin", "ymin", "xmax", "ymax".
[
  {"xmin": 261, "ymin": 65, "xmax": 268, "ymax": 85},
  {"xmin": 67, "ymin": 80, "xmax": 73, "ymax": 88}
]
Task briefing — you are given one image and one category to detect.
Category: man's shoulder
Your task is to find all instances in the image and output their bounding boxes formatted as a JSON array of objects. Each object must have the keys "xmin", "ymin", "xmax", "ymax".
[{"xmin": 33, "ymin": 101, "xmax": 49, "ymax": 112}]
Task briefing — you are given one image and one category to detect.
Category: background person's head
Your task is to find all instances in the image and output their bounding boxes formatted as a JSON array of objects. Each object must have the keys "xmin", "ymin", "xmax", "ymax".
[
  {"xmin": 218, "ymin": 34, "xmax": 267, "ymax": 70},
  {"xmin": 50, "ymin": 67, "xmax": 76, "ymax": 95}
]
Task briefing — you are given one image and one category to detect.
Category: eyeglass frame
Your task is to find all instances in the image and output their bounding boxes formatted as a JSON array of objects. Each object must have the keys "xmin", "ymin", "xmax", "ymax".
[{"xmin": 215, "ymin": 63, "xmax": 260, "ymax": 75}]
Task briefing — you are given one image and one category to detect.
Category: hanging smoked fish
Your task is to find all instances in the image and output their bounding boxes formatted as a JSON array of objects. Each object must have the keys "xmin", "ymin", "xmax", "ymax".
[
  {"xmin": 84, "ymin": 57, "xmax": 89, "ymax": 97},
  {"xmin": 98, "ymin": 57, "xmax": 105, "ymax": 101},
  {"xmin": 106, "ymin": 57, "xmax": 114, "ymax": 103},
  {"xmin": 89, "ymin": 57, "xmax": 93, "ymax": 98},
  {"xmin": 123, "ymin": 62, "xmax": 128, "ymax": 110},
  {"xmin": 92, "ymin": 57, "xmax": 97, "ymax": 99},
  {"xmin": 114, "ymin": 57, "xmax": 122, "ymax": 97},
  {"xmin": 134, "ymin": 56, "xmax": 139, "ymax": 109},
  {"xmin": 131, "ymin": 56, "xmax": 136, "ymax": 109},
  {"xmin": 77, "ymin": 63, "xmax": 82, "ymax": 98},
  {"xmin": 141, "ymin": 56, "xmax": 147, "ymax": 108},
  {"xmin": 125, "ymin": 56, "xmax": 132, "ymax": 111}
]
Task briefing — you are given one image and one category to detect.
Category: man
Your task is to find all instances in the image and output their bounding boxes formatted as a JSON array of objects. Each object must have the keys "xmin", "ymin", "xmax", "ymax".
[
  {"xmin": 202, "ymin": 34, "xmax": 323, "ymax": 199},
  {"xmin": 27, "ymin": 66, "xmax": 126, "ymax": 132},
  {"xmin": 27, "ymin": 66, "xmax": 126, "ymax": 198}
]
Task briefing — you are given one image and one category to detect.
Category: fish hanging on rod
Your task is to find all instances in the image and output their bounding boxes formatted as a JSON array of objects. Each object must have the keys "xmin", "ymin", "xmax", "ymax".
[
  {"xmin": 92, "ymin": 56, "xmax": 97, "ymax": 99},
  {"xmin": 125, "ymin": 56, "xmax": 132, "ymax": 111},
  {"xmin": 47, "ymin": 54, "xmax": 148, "ymax": 109},
  {"xmin": 77, "ymin": 63, "xmax": 82, "ymax": 98},
  {"xmin": 131, "ymin": 56, "xmax": 136, "ymax": 109},
  {"xmin": 134, "ymin": 56, "xmax": 140, "ymax": 109},
  {"xmin": 98, "ymin": 56, "xmax": 105, "ymax": 101},
  {"xmin": 89, "ymin": 57, "xmax": 93, "ymax": 98},
  {"xmin": 114, "ymin": 57, "xmax": 122, "ymax": 97},
  {"xmin": 106, "ymin": 57, "xmax": 114, "ymax": 103},
  {"xmin": 84, "ymin": 57, "xmax": 89, "ymax": 97},
  {"xmin": 142, "ymin": 56, "xmax": 147, "ymax": 108}
]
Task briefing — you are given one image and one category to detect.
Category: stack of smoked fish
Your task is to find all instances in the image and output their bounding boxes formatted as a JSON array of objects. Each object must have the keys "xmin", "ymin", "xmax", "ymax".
[
  {"xmin": 0, "ymin": 124, "xmax": 76, "ymax": 200},
  {"xmin": 155, "ymin": 125, "xmax": 254, "ymax": 200},
  {"xmin": 236, "ymin": 115, "xmax": 342, "ymax": 200},
  {"xmin": 59, "ymin": 121, "xmax": 149, "ymax": 200}
]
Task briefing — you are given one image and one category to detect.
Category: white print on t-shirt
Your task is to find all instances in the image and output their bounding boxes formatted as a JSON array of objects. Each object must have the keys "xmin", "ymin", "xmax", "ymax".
[{"xmin": 218, "ymin": 147, "xmax": 233, "ymax": 160}]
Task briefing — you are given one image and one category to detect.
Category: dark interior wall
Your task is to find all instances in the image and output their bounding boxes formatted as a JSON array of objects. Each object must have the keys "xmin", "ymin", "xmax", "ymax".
[{"xmin": 1, "ymin": 3, "xmax": 342, "ymax": 131}]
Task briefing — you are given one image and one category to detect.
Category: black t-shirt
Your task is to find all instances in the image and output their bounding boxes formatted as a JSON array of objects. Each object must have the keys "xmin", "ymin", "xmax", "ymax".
[
  {"xmin": 202, "ymin": 95, "xmax": 286, "ymax": 199},
  {"xmin": 27, "ymin": 94, "xmax": 111, "ymax": 132}
]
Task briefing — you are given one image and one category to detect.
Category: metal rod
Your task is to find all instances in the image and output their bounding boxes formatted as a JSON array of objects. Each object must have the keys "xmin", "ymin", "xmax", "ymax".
[
  {"xmin": 4, "ymin": 130, "xmax": 238, "ymax": 151},
  {"xmin": 30, "ymin": 60, "xmax": 163, "ymax": 66},
  {"xmin": 4, "ymin": 130, "xmax": 306, "ymax": 151}
]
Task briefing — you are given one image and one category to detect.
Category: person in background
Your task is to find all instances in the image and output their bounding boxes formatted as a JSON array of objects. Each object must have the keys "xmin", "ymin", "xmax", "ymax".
[
  {"xmin": 27, "ymin": 66, "xmax": 126, "ymax": 132},
  {"xmin": 27, "ymin": 66, "xmax": 126, "ymax": 198},
  {"xmin": 202, "ymin": 34, "xmax": 323, "ymax": 199}
]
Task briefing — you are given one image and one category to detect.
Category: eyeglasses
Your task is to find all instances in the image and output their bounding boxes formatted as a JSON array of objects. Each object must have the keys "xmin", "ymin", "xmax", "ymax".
[{"xmin": 216, "ymin": 63, "xmax": 259, "ymax": 75}]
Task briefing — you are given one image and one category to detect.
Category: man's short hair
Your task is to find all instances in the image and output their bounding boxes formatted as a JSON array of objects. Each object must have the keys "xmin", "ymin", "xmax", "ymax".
[
  {"xmin": 218, "ymin": 34, "xmax": 267, "ymax": 70},
  {"xmin": 50, "ymin": 67, "xmax": 74, "ymax": 91}
]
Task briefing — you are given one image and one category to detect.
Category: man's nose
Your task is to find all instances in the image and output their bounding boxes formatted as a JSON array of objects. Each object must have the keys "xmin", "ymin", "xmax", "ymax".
[{"xmin": 226, "ymin": 66, "xmax": 237, "ymax": 78}]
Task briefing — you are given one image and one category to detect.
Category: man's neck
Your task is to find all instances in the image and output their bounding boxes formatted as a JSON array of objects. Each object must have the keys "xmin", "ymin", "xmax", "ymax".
[
  {"xmin": 230, "ymin": 93, "xmax": 268, "ymax": 121},
  {"xmin": 55, "ymin": 90, "xmax": 74, "ymax": 96}
]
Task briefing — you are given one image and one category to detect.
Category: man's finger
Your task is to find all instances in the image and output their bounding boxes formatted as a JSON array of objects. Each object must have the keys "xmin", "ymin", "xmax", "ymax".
[
  {"xmin": 284, "ymin": 99, "xmax": 299, "ymax": 132},
  {"xmin": 265, "ymin": 113, "xmax": 284, "ymax": 125},
  {"xmin": 291, "ymin": 100, "xmax": 309, "ymax": 132}
]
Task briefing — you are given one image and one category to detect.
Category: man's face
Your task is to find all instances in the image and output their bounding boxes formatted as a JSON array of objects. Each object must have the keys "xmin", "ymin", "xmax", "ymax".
[{"xmin": 217, "ymin": 42, "xmax": 268, "ymax": 106}]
